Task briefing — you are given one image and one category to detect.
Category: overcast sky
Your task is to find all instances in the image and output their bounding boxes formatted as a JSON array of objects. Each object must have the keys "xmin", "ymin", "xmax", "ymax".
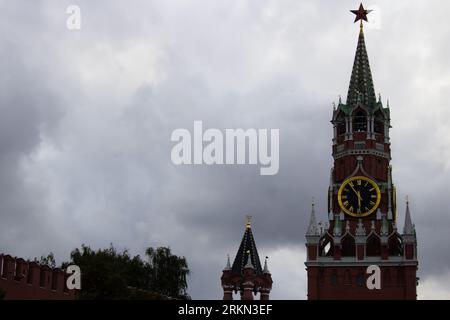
[{"xmin": 1, "ymin": 0, "xmax": 450, "ymax": 299}]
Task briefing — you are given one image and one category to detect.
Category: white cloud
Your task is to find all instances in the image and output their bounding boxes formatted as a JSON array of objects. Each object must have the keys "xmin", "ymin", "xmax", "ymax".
[
  {"xmin": 418, "ymin": 270, "xmax": 450, "ymax": 300},
  {"xmin": 266, "ymin": 245, "xmax": 307, "ymax": 299}
]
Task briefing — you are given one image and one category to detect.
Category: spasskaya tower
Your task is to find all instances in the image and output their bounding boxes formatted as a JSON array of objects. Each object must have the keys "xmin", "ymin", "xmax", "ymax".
[{"xmin": 304, "ymin": 4, "xmax": 418, "ymax": 300}]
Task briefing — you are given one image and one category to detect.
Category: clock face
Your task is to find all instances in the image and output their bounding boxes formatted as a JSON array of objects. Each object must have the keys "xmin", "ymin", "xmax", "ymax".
[{"xmin": 338, "ymin": 176, "xmax": 381, "ymax": 217}]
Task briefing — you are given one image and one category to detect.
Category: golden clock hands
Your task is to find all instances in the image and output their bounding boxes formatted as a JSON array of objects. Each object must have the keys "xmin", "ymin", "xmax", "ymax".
[
  {"xmin": 349, "ymin": 184, "xmax": 362, "ymax": 200},
  {"xmin": 349, "ymin": 183, "xmax": 363, "ymax": 208},
  {"xmin": 357, "ymin": 191, "xmax": 361, "ymax": 209}
]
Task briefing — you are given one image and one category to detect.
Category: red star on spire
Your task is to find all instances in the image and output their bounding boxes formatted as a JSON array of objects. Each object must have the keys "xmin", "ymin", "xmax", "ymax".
[{"xmin": 350, "ymin": 3, "xmax": 372, "ymax": 23}]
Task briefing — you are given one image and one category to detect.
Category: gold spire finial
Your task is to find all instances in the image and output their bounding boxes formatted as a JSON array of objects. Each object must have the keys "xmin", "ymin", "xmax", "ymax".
[
  {"xmin": 245, "ymin": 215, "xmax": 252, "ymax": 229},
  {"xmin": 312, "ymin": 197, "xmax": 315, "ymax": 208},
  {"xmin": 406, "ymin": 195, "xmax": 409, "ymax": 204}
]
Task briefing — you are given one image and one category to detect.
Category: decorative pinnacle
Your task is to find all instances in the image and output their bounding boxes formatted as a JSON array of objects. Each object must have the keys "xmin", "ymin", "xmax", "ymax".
[
  {"xmin": 356, "ymin": 218, "xmax": 366, "ymax": 236},
  {"xmin": 263, "ymin": 256, "xmax": 270, "ymax": 273},
  {"xmin": 245, "ymin": 215, "xmax": 252, "ymax": 229},
  {"xmin": 224, "ymin": 254, "xmax": 231, "ymax": 270},
  {"xmin": 403, "ymin": 196, "xmax": 415, "ymax": 235},
  {"xmin": 307, "ymin": 200, "xmax": 319, "ymax": 236}
]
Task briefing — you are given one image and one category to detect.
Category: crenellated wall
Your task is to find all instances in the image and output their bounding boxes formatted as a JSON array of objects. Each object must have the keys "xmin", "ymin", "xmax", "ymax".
[{"xmin": 0, "ymin": 253, "xmax": 75, "ymax": 300}]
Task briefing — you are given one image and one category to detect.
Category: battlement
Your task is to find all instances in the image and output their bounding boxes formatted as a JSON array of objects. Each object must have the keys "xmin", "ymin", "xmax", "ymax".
[{"xmin": 0, "ymin": 253, "xmax": 75, "ymax": 300}]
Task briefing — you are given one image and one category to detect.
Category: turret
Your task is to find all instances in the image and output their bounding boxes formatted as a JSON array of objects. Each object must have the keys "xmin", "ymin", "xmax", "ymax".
[
  {"xmin": 402, "ymin": 197, "xmax": 417, "ymax": 260},
  {"xmin": 305, "ymin": 200, "xmax": 320, "ymax": 261},
  {"xmin": 221, "ymin": 216, "xmax": 272, "ymax": 300}
]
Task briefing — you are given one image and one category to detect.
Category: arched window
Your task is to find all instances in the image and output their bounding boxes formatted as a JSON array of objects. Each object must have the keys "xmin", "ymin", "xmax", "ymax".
[
  {"xmin": 336, "ymin": 114, "xmax": 346, "ymax": 135},
  {"xmin": 366, "ymin": 234, "xmax": 381, "ymax": 256},
  {"xmin": 374, "ymin": 111, "xmax": 384, "ymax": 134},
  {"xmin": 353, "ymin": 110, "xmax": 367, "ymax": 132},
  {"xmin": 341, "ymin": 234, "xmax": 356, "ymax": 257},
  {"xmin": 319, "ymin": 234, "xmax": 334, "ymax": 257},
  {"xmin": 388, "ymin": 234, "xmax": 404, "ymax": 256}
]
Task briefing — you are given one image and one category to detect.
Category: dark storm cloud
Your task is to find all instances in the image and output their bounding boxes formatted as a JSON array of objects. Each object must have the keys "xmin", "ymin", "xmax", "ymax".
[{"xmin": 0, "ymin": 0, "xmax": 449, "ymax": 299}]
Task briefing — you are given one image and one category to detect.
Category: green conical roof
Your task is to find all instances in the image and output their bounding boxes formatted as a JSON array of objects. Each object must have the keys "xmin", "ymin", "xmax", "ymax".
[{"xmin": 346, "ymin": 24, "xmax": 377, "ymax": 108}]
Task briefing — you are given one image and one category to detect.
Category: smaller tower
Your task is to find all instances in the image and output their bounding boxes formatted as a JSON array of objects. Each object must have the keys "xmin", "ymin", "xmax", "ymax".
[
  {"xmin": 221, "ymin": 216, "xmax": 273, "ymax": 300},
  {"xmin": 305, "ymin": 199, "xmax": 320, "ymax": 261}
]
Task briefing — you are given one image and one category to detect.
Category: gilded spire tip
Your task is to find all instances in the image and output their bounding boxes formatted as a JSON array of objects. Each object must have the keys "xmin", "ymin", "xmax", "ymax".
[{"xmin": 245, "ymin": 215, "xmax": 252, "ymax": 229}]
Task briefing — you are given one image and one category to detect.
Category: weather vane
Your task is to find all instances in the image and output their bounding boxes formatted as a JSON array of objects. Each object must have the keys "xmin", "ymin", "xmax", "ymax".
[{"xmin": 350, "ymin": 3, "xmax": 372, "ymax": 29}]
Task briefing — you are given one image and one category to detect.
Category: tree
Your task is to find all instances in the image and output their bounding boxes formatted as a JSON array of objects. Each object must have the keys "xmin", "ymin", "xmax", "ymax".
[
  {"xmin": 36, "ymin": 252, "xmax": 56, "ymax": 268},
  {"xmin": 146, "ymin": 247, "xmax": 190, "ymax": 299},
  {"xmin": 64, "ymin": 244, "xmax": 190, "ymax": 299}
]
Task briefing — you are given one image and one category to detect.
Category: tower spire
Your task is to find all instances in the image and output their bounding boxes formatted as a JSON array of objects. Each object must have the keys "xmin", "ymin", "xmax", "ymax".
[
  {"xmin": 263, "ymin": 256, "xmax": 270, "ymax": 274},
  {"xmin": 230, "ymin": 217, "xmax": 263, "ymax": 275},
  {"xmin": 306, "ymin": 198, "xmax": 319, "ymax": 236},
  {"xmin": 347, "ymin": 4, "xmax": 376, "ymax": 108},
  {"xmin": 245, "ymin": 215, "xmax": 252, "ymax": 229},
  {"xmin": 403, "ymin": 196, "xmax": 415, "ymax": 235},
  {"xmin": 224, "ymin": 254, "xmax": 231, "ymax": 271}
]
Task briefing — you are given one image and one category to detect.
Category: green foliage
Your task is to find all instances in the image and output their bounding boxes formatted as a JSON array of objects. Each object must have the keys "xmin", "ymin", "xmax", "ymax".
[
  {"xmin": 65, "ymin": 244, "xmax": 190, "ymax": 300},
  {"xmin": 0, "ymin": 288, "xmax": 5, "ymax": 300},
  {"xmin": 35, "ymin": 252, "xmax": 56, "ymax": 268},
  {"xmin": 146, "ymin": 247, "xmax": 190, "ymax": 299}
]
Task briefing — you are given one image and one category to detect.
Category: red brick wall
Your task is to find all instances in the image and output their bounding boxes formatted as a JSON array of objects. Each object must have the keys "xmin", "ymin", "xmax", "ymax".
[
  {"xmin": 0, "ymin": 254, "xmax": 75, "ymax": 300},
  {"xmin": 307, "ymin": 266, "xmax": 417, "ymax": 300}
]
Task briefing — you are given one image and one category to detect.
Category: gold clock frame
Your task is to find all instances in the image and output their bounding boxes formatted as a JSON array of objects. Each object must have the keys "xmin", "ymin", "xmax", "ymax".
[{"xmin": 337, "ymin": 175, "xmax": 381, "ymax": 217}]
